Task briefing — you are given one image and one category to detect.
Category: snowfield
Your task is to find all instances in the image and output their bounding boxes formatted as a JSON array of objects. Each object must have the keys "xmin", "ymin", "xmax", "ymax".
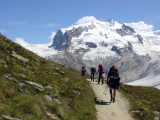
[{"xmin": 15, "ymin": 38, "xmax": 58, "ymax": 57}]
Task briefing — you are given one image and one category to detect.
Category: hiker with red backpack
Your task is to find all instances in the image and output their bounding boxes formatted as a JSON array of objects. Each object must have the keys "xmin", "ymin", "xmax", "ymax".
[
  {"xmin": 97, "ymin": 64, "xmax": 105, "ymax": 84},
  {"xmin": 106, "ymin": 65, "xmax": 120, "ymax": 102}
]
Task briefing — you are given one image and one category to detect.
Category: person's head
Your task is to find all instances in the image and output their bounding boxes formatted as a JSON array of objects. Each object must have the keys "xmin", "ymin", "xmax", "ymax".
[
  {"xmin": 111, "ymin": 65, "xmax": 117, "ymax": 70},
  {"xmin": 99, "ymin": 64, "xmax": 102, "ymax": 67}
]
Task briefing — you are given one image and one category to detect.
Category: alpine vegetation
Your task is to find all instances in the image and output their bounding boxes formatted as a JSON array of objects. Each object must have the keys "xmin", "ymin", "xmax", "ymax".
[{"xmin": 0, "ymin": 34, "xmax": 96, "ymax": 120}]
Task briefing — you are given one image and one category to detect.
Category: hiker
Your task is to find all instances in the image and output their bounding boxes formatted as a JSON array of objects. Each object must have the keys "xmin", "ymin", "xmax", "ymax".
[
  {"xmin": 90, "ymin": 66, "xmax": 96, "ymax": 81},
  {"xmin": 81, "ymin": 66, "xmax": 86, "ymax": 76},
  {"xmin": 106, "ymin": 65, "xmax": 120, "ymax": 102},
  {"xmin": 98, "ymin": 64, "xmax": 105, "ymax": 84}
]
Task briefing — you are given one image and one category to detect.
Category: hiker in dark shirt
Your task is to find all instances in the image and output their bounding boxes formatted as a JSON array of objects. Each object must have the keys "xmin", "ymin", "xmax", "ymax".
[
  {"xmin": 98, "ymin": 64, "xmax": 105, "ymax": 84},
  {"xmin": 106, "ymin": 65, "xmax": 120, "ymax": 102},
  {"xmin": 90, "ymin": 66, "xmax": 96, "ymax": 81},
  {"xmin": 81, "ymin": 66, "xmax": 86, "ymax": 76}
]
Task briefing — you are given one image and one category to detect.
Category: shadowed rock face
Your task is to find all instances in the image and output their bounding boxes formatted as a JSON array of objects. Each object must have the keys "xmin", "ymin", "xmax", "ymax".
[
  {"xmin": 122, "ymin": 24, "xmax": 135, "ymax": 33},
  {"xmin": 116, "ymin": 24, "xmax": 135, "ymax": 36},
  {"xmin": 51, "ymin": 25, "xmax": 96, "ymax": 50},
  {"xmin": 86, "ymin": 42, "xmax": 97, "ymax": 48},
  {"xmin": 50, "ymin": 30, "xmax": 71, "ymax": 50},
  {"xmin": 136, "ymin": 34, "xmax": 143, "ymax": 44},
  {"xmin": 111, "ymin": 42, "xmax": 133, "ymax": 56}
]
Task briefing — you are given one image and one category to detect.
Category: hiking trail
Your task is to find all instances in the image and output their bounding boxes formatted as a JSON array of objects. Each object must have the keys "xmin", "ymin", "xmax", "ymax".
[{"xmin": 87, "ymin": 79, "xmax": 134, "ymax": 120}]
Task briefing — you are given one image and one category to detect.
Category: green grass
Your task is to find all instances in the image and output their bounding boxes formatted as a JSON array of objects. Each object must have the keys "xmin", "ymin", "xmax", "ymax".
[
  {"xmin": 0, "ymin": 34, "xmax": 96, "ymax": 120},
  {"xmin": 119, "ymin": 84, "xmax": 160, "ymax": 120}
]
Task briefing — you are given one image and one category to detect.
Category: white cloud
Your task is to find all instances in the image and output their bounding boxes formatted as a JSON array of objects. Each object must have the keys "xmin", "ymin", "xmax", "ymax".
[
  {"xmin": 125, "ymin": 21, "xmax": 153, "ymax": 32},
  {"xmin": 75, "ymin": 16, "xmax": 97, "ymax": 25},
  {"xmin": 48, "ymin": 32, "xmax": 56, "ymax": 40},
  {"xmin": 48, "ymin": 32, "xmax": 56, "ymax": 45},
  {"xmin": 15, "ymin": 38, "xmax": 29, "ymax": 46}
]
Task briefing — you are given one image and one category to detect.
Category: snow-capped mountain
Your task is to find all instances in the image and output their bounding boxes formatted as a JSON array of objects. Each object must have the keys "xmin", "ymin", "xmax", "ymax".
[
  {"xmin": 48, "ymin": 16, "xmax": 160, "ymax": 88},
  {"xmin": 16, "ymin": 16, "xmax": 160, "ymax": 89},
  {"xmin": 51, "ymin": 17, "xmax": 160, "ymax": 57}
]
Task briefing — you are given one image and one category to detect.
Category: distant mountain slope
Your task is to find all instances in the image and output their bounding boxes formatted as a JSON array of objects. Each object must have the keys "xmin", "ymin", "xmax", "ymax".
[
  {"xmin": 0, "ymin": 34, "xmax": 96, "ymax": 120},
  {"xmin": 49, "ymin": 17, "xmax": 160, "ymax": 84}
]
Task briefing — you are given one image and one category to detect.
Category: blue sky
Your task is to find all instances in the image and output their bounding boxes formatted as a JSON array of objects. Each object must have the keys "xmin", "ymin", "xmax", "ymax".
[{"xmin": 0, "ymin": 0, "xmax": 160, "ymax": 44}]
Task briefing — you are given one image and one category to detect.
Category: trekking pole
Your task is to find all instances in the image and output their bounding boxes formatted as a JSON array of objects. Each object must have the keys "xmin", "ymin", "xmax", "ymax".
[{"xmin": 103, "ymin": 86, "xmax": 107, "ymax": 95}]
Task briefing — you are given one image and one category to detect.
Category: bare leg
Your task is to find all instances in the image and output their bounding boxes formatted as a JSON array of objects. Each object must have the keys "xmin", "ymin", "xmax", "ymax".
[
  {"xmin": 109, "ymin": 88, "xmax": 112, "ymax": 102},
  {"xmin": 92, "ymin": 73, "xmax": 94, "ymax": 82},
  {"xmin": 112, "ymin": 89, "xmax": 116, "ymax": 102},
  {"xmin": 91, "ymin": 74, "xmax": 92, "ymax": 81},
  {"xmin": 102, "ymin": 76, "xmax": 104, "ymax": 84},
  {"xmin": 98, "ymin": 75, "xmax": 101, "ymax": 84}
]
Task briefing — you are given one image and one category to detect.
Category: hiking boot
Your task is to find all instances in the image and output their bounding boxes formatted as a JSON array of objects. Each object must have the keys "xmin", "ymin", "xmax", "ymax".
[
  {"xmin": 113, "ymin": 98, "xmax": 115, "ymax": 102},
  {"xmin": 94, "ymin": 97, "xmax": 97, "ymax": 103}
]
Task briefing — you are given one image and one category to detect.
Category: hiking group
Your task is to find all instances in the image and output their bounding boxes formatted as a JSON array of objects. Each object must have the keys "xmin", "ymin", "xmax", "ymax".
[{"xmin": 81, "ymin": 64, "xmax": 120, "ymax": 103}]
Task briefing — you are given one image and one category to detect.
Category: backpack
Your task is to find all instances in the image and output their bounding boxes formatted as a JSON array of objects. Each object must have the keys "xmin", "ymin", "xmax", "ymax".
[
  {"xmin": 109, "ymin": 68, "xmax": 120, "ymax": 85},
  {"xmin": 91, "ymin": 67, "xmax": 96, "ymax": 73},
  {"xmin": 99, "ymin": 64, "xmax": 105, "ymax": 74},
  {"xmin": 109, "ymin": 68, "xmax": 119, "ymax": 77},
  {"xmin": 82, "ymin": 68, "xmax": 86, "ymax": 73}
]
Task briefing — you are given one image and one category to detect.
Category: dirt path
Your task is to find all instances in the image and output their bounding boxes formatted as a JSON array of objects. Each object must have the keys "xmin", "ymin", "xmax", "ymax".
[{"xmin": 88, "ymin": 79, "xmax": 134, "ymax": 120}]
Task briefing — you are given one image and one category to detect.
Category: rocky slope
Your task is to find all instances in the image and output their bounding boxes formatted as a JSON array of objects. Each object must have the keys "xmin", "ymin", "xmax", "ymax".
[{"xmin": 0, "ymin": 34, "xmax": 96, "ymax": 120}]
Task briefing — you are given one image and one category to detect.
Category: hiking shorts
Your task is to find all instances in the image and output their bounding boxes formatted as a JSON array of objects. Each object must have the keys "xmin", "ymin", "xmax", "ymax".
[{"xmin": 108, "ymin": 79, "xmax": 119, "ymax": 89}]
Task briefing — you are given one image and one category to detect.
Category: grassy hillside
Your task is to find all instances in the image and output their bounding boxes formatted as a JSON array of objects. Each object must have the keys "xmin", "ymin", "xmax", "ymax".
[
  {"xmin": 0, "ymin": 34, "xmax": 96, "ymax": 120},
  {"xmin": 119, "ymin": 84, "xmax": 160, "ymax": 120}
]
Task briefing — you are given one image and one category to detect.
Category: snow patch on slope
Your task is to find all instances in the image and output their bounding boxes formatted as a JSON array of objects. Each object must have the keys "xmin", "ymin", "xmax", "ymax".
[{"xmin": 15, "ymin": 38, "xmax": 57, "ymax": 57}]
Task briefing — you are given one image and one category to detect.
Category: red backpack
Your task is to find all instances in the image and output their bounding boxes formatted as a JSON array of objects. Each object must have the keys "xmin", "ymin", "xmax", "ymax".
[{"xmin": 99, "ymin": 64, "xmax": 105, "ymax": 74}]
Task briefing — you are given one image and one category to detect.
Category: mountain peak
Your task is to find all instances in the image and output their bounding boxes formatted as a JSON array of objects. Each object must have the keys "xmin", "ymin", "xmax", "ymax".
[
  {"xmin": 108, "ymin": 19, "xmax": 115, "ymax": 23},
  {"xmin": 75, "ymin": 16, "xmax": 97, "ymax": 25}
]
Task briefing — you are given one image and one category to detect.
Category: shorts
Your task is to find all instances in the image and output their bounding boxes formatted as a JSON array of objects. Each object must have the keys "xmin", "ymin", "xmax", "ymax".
[{"xmin": 108, "ymin": 79, "xmax": 119, "ymax": 89}]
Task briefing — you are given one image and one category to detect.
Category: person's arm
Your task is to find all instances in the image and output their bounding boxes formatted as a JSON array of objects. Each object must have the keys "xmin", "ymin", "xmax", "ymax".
[
  {"xmin": 96, "ymin": 69, "xmax": 99, "ymax": 74},
  {"xmin": 106, "ymin": 76, "xmax": 109, "ymax": 82},
  {"xmin": 117, "ymin": 69, "xmax": 119, "ymax": 77},
  {"xmin": 106, "ymin": 68, "xmax": 111, "ymax": 83}
]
